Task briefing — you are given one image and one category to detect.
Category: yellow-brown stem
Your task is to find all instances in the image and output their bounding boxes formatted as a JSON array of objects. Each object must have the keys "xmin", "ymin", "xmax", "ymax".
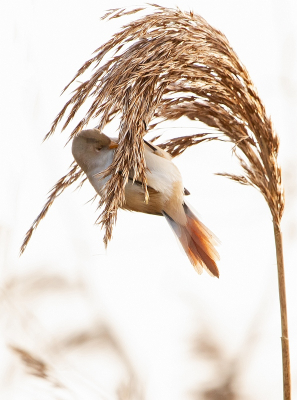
[{"xmin": 273, "ymin": 221, "xmax": 291, "ymax": 400}]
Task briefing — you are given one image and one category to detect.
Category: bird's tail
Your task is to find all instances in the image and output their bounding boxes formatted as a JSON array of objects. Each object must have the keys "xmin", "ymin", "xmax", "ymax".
[{"xmin": 163, "ymin": 203, "xmax": 220, "ymax": 277}]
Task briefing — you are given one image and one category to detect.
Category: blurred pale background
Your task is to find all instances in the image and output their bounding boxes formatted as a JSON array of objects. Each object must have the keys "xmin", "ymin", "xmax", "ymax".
[{"xmin": 1, "ymin": 1, "xmax": 297, "ymax": 399}]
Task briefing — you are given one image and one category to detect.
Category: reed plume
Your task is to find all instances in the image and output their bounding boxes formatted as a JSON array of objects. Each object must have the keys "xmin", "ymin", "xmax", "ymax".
[{"xmin": 21, "ymin": 5, "xmax": 289, "ymax": 398}]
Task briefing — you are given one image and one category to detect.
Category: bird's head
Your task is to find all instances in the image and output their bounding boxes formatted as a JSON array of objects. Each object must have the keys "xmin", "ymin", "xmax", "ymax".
[{"xmin": 72, "ymin": 129, "xmax": 118, "ymax": 174}]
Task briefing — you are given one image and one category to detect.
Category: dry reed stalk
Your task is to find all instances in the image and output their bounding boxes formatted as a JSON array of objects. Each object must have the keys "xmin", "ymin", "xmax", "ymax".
[{"xmin": 21, "ymin": 5, "xmax": 289, "ymax": 397}]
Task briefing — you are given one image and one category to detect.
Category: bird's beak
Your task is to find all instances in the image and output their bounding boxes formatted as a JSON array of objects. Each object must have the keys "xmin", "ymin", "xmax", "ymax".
[{"xmin": 109, "ymin": 140, "xmax": 118, "ymax": 149}]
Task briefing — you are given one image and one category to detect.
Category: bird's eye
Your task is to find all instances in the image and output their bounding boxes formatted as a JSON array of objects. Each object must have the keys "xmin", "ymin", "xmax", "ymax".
[{"xmin": 95, "ymin": 146, "xmax": 102, "ymax": 152}]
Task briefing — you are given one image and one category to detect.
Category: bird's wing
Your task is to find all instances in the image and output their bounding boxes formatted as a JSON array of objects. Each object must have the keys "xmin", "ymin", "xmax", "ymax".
[
  {"xmin": 128, "ymin": 176, "xmax": 159, "ymax": 195},
  {"xmin": 143, "ymin": 141, "xmax": 190, "ymax": 196},
  {"xmin": 144, "ymin": 140, "xmax": 173, "ymax": 160}
]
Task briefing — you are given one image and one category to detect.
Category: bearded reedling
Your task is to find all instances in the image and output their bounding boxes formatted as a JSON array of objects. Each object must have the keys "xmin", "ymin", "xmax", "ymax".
[{"xmin": 72, "ymin": 129, "xmax": 219, "ymax": 277}]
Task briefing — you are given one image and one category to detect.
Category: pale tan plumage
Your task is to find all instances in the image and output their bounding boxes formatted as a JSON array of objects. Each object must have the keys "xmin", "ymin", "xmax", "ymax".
[{"xmin": 72, "ymin": 129, "xmax": 220, "ymax": 277}]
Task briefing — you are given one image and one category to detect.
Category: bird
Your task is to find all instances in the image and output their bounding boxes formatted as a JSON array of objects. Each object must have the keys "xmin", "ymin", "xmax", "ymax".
[{"xmin": 72, "ymin": 129, "xmax": 220, "ymax": 277}]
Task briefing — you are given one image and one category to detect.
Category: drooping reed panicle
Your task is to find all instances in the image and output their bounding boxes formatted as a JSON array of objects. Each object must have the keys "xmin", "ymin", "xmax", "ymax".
[{"xmin": 20, "ymin": 5, "xmax": 289, "ymax": 398}]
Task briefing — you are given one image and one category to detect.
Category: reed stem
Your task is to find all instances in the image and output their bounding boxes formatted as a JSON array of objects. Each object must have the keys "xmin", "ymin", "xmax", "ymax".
[{"xmin": 273, "ymin": 221, "xmax": 291, "ymax": 400}]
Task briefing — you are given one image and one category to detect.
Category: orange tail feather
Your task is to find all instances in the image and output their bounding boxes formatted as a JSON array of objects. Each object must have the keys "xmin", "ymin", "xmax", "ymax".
[{"xmin": 163, "ymin": 203, "xmax": 220, "ymax": 277}]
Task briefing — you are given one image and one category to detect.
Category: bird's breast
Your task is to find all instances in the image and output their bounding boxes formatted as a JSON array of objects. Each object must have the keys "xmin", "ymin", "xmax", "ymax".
[{"xmin": 87, "ymin": 146, "xmax": 185, "ymax": 218}]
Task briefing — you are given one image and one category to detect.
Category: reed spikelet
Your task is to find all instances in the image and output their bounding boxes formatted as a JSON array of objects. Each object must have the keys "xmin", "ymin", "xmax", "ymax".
[
  {"xmin": 21, "ymin": 5, "xmax": 289, "ymax": 397},
  {"xmin": 20, "ymin": 162, "xmax": 85, "ymax": 255}
]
